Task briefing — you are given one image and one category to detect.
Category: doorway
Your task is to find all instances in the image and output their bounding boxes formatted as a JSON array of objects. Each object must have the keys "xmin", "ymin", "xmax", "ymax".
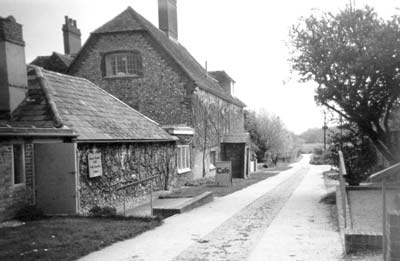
[{"xmin": 35, "ymin": 143, "xmax": 78, "ymax": 215}]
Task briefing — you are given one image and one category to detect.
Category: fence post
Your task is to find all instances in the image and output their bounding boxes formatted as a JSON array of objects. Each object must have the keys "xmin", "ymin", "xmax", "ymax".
[
  {"xmin": 383, "ymin": 177, "xmax": 387, "ymax": 261},
  {"xmin": 150, "ymin": 181, "xmax": 153, "ymax": 216},
  {"xmin": 338, "ymin": 150, "xmax": 348, "ymax": 228},
  {"xmin": 123, "ymin": 190, "xmax": 126, "ymax": 216}
]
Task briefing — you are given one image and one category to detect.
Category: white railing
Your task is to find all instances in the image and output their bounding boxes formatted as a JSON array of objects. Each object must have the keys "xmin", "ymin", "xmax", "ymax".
[{"xmin": 338, "ymin": 150, "xmax": 351, "ymax": 228}]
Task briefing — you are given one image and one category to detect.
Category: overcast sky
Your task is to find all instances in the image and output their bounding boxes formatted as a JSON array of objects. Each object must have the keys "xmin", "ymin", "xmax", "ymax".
[{"xmin": 1, "ymin": 0, "xmax": 399, "ymax": 134}]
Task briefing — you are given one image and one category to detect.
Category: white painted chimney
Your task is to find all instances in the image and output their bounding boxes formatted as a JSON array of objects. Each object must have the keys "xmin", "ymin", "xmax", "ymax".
[
  {"xmin": 158, "ymin": 0, "xmax": 178, "ymax": 40},
  {"xmin": 0, "ymin": 16, "xmax": 27, "ymax": 118}
]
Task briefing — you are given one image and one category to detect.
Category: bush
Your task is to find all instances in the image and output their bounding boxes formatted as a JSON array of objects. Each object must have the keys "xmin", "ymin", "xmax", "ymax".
[
  {"xmin": 313, "ymin": 147, "xmax": 324, "ymax": 156},
  {"xmin": 330, "ymin": 129, "xmax": 378, "ymax": 186},
  {"xmin": 89, "ymin": 206, "xmax": 117, "ymax": 217},
  {"xmin": 102, "ymin": 206, "xmax": 117, "ymax": 216},
  {"xmin": 14, "ymin": 205, "xmax": 43, "ymax": 221},
  {"xmin": 310, "ymin": 151, "xmax": 332, "ymax": 165}
]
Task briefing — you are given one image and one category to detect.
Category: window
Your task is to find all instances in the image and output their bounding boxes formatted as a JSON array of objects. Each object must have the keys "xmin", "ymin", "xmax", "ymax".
[
  {"xmin": 177, "ymin": 145, "xmax": 190, "ymax": 173},
  {"xmin": 222, "ymin": 109, "xmax": 231, "ymax": 134},
  {"xmin": 104, "ymin": 51, "xmax": 142, "ymax": 77},
  {"xmin": 12, "ymin": 144, "xmax": 25, "ymax": 185},
  {"xmin": 209, "ymin": 150, "xmax": 216, "ymax": 170},
  {"xmin": 223, "ymin": 116, "xmax": 230, "ymax": 133}
]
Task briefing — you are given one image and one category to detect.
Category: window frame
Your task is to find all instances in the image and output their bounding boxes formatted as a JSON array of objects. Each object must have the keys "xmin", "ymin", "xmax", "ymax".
[
  {"xmin": 209, "ymin": 150, "xmax": 216, "ymax": 170},
  {"xmin": 11, "ymin": 144, "xmax": 25, "ymax": 187},
  {"xmin": 177, "ymin": 145, "xmax": 191, "ymax": 174},
  {"xmin": 102, "ymin": 50, "xmax": 143, "ymax": 78}
]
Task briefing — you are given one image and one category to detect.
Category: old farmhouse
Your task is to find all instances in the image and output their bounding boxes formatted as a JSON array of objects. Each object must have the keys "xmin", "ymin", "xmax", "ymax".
[
  {"xmin": 0, "ymin": 0, "xmax": 251, "ymax": 221},
  {"xmin": 61, "ymin": 0, "xmax": 249, "ymax": 180}
]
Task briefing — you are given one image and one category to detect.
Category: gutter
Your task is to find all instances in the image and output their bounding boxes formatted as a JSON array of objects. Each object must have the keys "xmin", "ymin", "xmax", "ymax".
[{"xmin": 75, "ymin": 138, "xmax": 178, "ymax": 143}]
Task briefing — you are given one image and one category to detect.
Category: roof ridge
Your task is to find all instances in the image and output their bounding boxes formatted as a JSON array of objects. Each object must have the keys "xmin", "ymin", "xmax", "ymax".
[
  {"xmin": 87, "ymin": 78, "xmax": 161, "ymax": 126},
  {"xmin": 42, "ymin": 65, "xmax": 163, "ymax": 127},
  {"xmin": 124, "ymin": 8, "xmax": 245, "ymax": 107},
  {"xmin": 29, "ymin": 65, "xmax": 64, "ymax": 128},
  {"xmin": 68, "ymin": 7, "xmax": 246, "ymax": 107}
]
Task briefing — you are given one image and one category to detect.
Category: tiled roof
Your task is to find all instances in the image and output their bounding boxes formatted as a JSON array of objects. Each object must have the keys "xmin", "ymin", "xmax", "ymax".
[
  {"xmin": 8, "ymin": 66, "xmax": 176, "ymax": 142},
  {"xmin": 74, "ymin": 7, "xmax": 246, "ymax": 108},
  {"xmin": 31, "ymin": 52, "xmax": 73, "ymax": 73},
  {"xmin": 53, "ymin": 52, "xmax": 74, "ymax": 66},
  {"xmin": 222, "ymin": 133, "xmax": 250, "ymax": 143},
  {"xmin": 208, "ymin": 71, "xmax": 235, "ymax": 83},
  {"xmin": 30, "ymin": 55, "xmax": 51, "ymax": 67}
]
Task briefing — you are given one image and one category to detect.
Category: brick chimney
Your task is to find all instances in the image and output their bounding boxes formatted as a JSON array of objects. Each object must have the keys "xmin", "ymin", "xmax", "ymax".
[
  {"xmin": 0, "ymin": 16, "xmax": 27, "ymax": 118},
  {"xmin": 62, "ymin": 16, "xmax": 81, "ymax": 55},
  {"xmin": 158, "ymin": 0, "xmax": 178, "ymax": 40}
]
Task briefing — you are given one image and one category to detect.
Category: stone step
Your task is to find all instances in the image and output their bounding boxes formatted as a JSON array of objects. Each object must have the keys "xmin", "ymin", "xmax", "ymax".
[{"xmin": 153, "ymin": 191, "xmax": 214, "ymax": 218}]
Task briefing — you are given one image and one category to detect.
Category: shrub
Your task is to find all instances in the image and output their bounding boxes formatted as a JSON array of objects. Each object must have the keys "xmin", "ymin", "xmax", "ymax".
[
  {"xmin": 101, "ymin": 206, "xmax": 117, "ymax": 216},
  {"xmin": 89, "ymin": 206, "xmax": 117, "ymax": 217},
  {"xmin": 313, "ymin": 147, "xmax": 324, "ymax": 156},
  {"xmin": 330, "ymin": 128, "xmax": 378, "ymax": 186},
  {"xmin": 310, "ymin": 151, "xmax": 332, "ymax": 165},
  {"xmin": 14, "ymin": 205, "xmax": 43, "ymax": 221},
  {"xmin": 89, "ymin": 205, "xmax": 102, "ymax": 216}
]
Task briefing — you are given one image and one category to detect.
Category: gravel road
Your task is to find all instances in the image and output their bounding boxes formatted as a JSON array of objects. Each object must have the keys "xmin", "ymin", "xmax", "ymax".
[{"xmin": 173, "ymin": 165, "xmax": 310, "ymax": 261}]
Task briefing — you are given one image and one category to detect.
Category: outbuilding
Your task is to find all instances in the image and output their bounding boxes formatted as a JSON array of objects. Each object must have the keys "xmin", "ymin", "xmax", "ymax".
[{"xmin": 0, "ymin": 16, "xmax": 178, "ymax": 220}]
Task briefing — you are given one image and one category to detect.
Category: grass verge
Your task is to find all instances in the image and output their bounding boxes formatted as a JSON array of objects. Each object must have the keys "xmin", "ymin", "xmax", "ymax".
[
  {"xmin": 165, "ymin": 167, "xmax": 290, "ymax": 198},
  {"xmin": 0, "ymin": 216, "xmax": 161, "ymax": 261}
]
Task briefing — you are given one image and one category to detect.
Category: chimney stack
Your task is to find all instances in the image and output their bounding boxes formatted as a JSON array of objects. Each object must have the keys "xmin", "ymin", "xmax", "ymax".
[
  {"xmin": 158, "ymin": 0, "xmax": 178, "ymax": 40},
  {"xmin": 0, "ymin": 16, "xmax": 27, "ymax": 118},
  {"xmin": 62, "ymin": 16, "xmax": 81, "ymax": 55}
]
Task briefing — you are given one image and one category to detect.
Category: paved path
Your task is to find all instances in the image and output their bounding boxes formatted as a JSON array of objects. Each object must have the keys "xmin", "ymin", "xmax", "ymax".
[
  {"xmin": 173, "ymin": 165, "xmax": 309, "ymax": 261},
  {"xmin": 247, "ymin": 164, "xmax": 343, "ymax": 261},
  {"xmin": 80, "ymin": 155, "xmax": 343, "ymax": 261}
]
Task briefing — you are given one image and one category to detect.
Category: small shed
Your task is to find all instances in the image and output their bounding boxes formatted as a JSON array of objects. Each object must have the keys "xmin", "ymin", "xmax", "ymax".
[{"xmin": 1, "ymin": 65, "xmax": 178, "ymax": 218}]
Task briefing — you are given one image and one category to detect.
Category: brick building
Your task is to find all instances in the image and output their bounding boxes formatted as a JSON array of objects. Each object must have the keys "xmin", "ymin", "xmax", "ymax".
[
  {"xmin": 0, "ymin": 16, "xmax": 179, "ymax": 221},
  {"xmin": 62, "ymin": 0, "xmax": 250, "ymax": 180}
]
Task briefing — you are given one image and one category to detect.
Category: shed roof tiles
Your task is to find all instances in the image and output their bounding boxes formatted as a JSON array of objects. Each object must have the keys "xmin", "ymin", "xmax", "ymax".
[{"xmin": 4, "ymin": 66, "xmax": 175, "ymax": 142}]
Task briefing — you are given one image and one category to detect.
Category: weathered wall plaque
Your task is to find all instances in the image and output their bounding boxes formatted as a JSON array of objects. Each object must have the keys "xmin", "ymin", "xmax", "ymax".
[
  {"xmin": 88, "ymin": 152, "xmax": 102, "ymax": 178},
  {"xmin": 215, "ymin": 161, "xmax": 232, "ymax": 187}
]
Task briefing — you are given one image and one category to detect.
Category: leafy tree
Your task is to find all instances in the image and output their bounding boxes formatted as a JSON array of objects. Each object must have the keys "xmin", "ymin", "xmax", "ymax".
[
  {"xmin": 244, "ymin": 109, "xmax": 301, "ymax": 162},
  {"xmin": 299, "ymin": 127, "xmax": 324, "ymax": 144},
  {"xmin": 290, "ymin": 5, "xmax": 400, "ymax": 164},
  {"xmin": 330, "ymin": 124, "xmax": 378, "ymax": 185}
]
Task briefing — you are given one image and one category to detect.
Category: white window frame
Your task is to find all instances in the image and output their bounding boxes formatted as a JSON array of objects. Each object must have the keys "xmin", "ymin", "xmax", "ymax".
[
  {"xmin": 209, "ymin": 150, "xmax": 216, "ymax": 170},
  {"xmin": 105, "ymin": 52, "xmax": 142, "ymax": 77},
  {"xmin": 177, "ymin": 145, "xmax": 190, "ymax": 174},
  {"xmin": 11, "ymin": 144, "xmax": 25, "ymax": 187}
]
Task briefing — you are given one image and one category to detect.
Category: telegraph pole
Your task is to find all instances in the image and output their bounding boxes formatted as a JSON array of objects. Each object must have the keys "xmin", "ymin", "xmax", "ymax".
[{"xmin": 323, "ymin": 111, "xmax": 328, "ymax": 151}]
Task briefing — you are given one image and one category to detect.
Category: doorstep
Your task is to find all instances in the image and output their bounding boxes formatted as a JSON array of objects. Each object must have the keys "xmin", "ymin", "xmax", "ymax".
[{"xmin": 125, "ymin": 191, "xmax": 214, "ymax": 219}]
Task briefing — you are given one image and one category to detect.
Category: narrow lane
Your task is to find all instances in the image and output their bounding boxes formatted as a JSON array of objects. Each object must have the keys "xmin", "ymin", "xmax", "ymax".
[
  {"xmin": 173, "ymin": 164, "xmax": 310, "ymax": 261},
  {"xmin": 79, "ymin": 156, "xmax": 329, "ymax": 261},
  {"xmin": 247, "ymin": 164, "xmax": 342, "ymax": 260}
]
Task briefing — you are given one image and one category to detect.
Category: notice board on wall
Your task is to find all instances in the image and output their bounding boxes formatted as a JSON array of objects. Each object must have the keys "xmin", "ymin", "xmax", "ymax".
[
  {"xmin": 215, "ymin": 161, "xmax": 232, "ymax": 187},
  {"xmin": 88, "ymin": 152, "xmax": 102, "ymax": 178}
]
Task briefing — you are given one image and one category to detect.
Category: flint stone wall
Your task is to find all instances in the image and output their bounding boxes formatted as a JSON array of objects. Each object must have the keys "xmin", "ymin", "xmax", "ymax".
[{"xmin": 78, "ymin": 142, "xmax": 179, "ymax": 214}]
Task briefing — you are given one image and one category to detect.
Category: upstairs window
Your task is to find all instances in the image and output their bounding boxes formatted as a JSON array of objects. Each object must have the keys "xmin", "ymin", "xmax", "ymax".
[
  {"xmin": 177, "ymin": 145, "xmax": 190, "ymax": 173},
  {"xmin": 104, "ymin": 51, "xmax": 142, "ymax": 77}
]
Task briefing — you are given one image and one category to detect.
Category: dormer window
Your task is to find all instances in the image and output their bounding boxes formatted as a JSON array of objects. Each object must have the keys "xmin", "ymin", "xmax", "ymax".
[{"xmin": 104, "ymin": 51, "xmax": 142, "ymax": 77}]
